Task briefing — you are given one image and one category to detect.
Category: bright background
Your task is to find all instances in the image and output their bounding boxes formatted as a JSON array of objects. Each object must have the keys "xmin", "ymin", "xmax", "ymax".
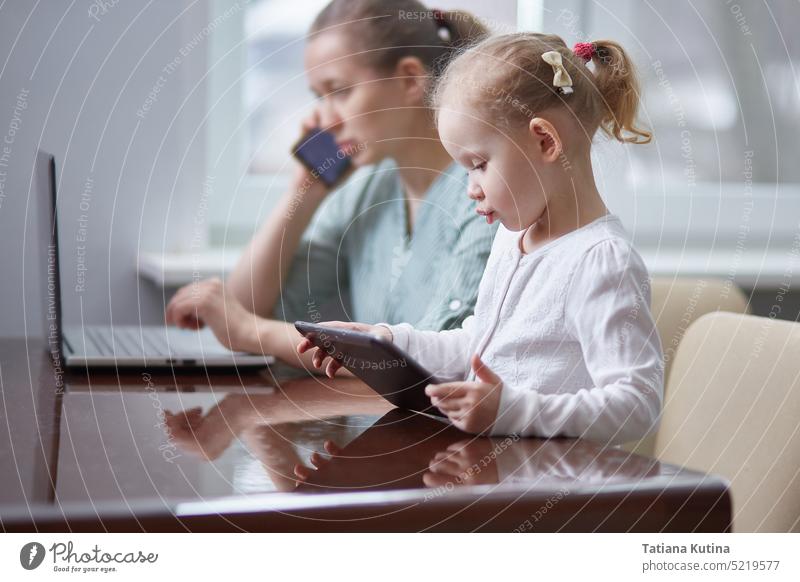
[{"xmin": 1, "ymin": 0, "xmax": 798, "ymax": 337}]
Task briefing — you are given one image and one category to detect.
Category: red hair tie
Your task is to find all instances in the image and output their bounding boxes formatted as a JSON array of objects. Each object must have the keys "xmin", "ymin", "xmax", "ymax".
[
  {"xmin": 432, "ymin": 9, "xmax": 447, "ymax": 28},
  {"xmin": 573, "ymin": 42, "xmax": 596, "ymax": 62}
]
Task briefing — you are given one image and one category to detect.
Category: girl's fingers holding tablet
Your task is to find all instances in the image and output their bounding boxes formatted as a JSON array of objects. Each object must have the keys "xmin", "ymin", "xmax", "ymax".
[
  {"xmin": 297, "ymin": 338, "xmax": 315, "ymax": 353},
  {"xmin": 325, "ymin": 358, "xmax": 343, "ymax": 378},
  {"xmin": 426, "ymin": 383, "xmax": 468, "ymax": 401},
  {"xmin": 309, "ymin": 348, "xmax": 341, "ymax": 376},
  {"xmin": 312, "ymin": 348, "xmax": 327, "ymax": 368},
  {"xmin": 430, "ymin": 395, "xmax": 461, "ymax": 412}
]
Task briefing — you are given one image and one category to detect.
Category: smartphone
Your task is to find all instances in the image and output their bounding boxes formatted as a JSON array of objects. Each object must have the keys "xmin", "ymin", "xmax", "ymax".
[{"xmin": 291, "ymin": 128, "xmax": 352, "ymax": 187}]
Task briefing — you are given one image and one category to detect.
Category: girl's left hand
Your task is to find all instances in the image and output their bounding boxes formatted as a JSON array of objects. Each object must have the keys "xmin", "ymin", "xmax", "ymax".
[{"xmin": 425, "ymin": 354, "xmax": 503, "ymax": 435}]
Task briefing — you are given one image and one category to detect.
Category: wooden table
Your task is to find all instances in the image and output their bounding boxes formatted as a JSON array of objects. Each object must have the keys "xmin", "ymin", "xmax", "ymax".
[{"xmin": 0, "ymin": 338, "xmax": 731, "ymax": 532}]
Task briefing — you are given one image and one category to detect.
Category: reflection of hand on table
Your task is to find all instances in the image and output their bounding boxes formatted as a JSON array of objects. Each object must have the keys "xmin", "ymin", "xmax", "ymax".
[
  {"xmin": 163, "ymin": 395, "xmax": 254, "ymax": 461},
  {"xmin": 423, "ymin": 438, "xmax": 500, "ymax": 489},
  {"xmin": 293, "ymin": 440, "xmax": 343, "ymax": 483},
  {"xmin": 241, "ymin": 426, "xmax": 315, "ymax": 492},
  {"xmin": 162, "ymin": 393, "xmax": 355, "ymax": 492}
]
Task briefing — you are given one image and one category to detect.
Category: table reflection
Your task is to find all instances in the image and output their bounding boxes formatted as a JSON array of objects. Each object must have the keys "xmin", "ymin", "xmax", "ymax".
[
  {"xmin": 163, "ymin": 395, "xmax": 380, "ymax": 492},
  {"xmin": 55, "ymin": 376, "xmax": 391, "ymax": 502},
  {"xmin": 163, "ymin": 396, "xmax": 662, "ymax": 495}
]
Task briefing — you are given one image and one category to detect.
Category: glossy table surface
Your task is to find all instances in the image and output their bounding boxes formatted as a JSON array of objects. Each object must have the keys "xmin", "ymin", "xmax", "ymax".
[{"xmin": 0, "ymin": 339, "xmax": 731, "ymax": 532}]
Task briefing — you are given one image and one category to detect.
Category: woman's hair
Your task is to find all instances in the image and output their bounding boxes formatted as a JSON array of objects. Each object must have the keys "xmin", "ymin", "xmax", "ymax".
[
  {"xmin": 432, "ymin": 32, "xmax": 651, "ymax": 144},
  {"xmin": 310, "ymin": 0, "xmax": 488, "ymax": 77}
]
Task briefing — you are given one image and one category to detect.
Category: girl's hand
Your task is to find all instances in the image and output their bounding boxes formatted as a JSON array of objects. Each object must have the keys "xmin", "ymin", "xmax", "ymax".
[
  {"xmin": 165, "ymin": 278, "xmax": 254, "ymax": 352},
  {"xmin": 425, "ymin": 354, "xmax": 503, "ymax": 435},
  {"xmin": 296, "ymin": 321, "xmax": 393, "ymax": 378}
]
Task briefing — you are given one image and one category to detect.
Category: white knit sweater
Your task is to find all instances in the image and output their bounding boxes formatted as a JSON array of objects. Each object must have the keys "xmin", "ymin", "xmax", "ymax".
[{"xmin": 382, "ymin": 215, "xmax": 664, "ymax": 445}]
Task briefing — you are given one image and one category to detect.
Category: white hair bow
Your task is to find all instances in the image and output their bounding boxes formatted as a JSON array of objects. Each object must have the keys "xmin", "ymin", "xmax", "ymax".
[{"xmin": 541, "ymin": 50, "xmax": 573, "ymax": 95}]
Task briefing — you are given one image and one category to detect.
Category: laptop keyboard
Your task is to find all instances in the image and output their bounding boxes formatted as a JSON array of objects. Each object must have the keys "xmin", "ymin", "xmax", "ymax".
[
  {"xmin": 79, "ymin": 326, "xmax": 230, "ymax": 358},
  {"xmin": 82, "ymin": 327, "xmax": 165, "ymax": 357}
]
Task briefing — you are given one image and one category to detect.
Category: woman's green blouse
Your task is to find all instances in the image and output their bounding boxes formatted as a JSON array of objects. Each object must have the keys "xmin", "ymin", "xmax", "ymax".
[{"xmin": 274, "ymin": 158, "xmax": 497, "ymax": 331}]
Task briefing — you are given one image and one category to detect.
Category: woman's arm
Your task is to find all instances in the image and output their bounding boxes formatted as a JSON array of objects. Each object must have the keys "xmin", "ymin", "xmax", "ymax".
[
  {"xmin": 164, "ymin": 281, "xmax": 329, "ymax": 370},
  {"xmin": 228, "ymin": 108, "xmax": 355, "ymax": 318},
  {"xmin": 227, "ymin": 164, "xmax": 330, "ymax": 317}
]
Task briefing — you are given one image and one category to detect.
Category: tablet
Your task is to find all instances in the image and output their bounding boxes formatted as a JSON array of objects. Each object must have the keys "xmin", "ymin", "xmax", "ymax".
[{"xmin": 294, "ymin": 321, "xmax": 445, "ymax": 417}]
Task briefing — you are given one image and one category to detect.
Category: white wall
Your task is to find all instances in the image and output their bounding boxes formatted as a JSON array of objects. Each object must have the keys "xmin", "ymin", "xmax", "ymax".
[{"xmin": 0, "ymin": 0, "xmax": 210, "ymax": 337}]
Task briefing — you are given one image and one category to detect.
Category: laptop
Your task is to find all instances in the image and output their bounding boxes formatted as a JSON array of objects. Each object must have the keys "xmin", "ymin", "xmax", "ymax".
[{"xmin": 36, "ymin": 150, "xmax": 273, "ymax": 368}]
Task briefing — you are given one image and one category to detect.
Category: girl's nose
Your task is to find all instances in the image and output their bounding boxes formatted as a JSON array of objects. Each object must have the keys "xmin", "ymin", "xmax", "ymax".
[{"xmin": 467, "ymin": 183, "xmax": 484, "ymax": 201}]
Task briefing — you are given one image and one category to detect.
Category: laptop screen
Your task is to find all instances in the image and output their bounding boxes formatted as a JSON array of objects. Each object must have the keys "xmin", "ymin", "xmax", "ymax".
[{"xmin": 36, "ymin": 150, "xmax": 66, "ymax": 369}]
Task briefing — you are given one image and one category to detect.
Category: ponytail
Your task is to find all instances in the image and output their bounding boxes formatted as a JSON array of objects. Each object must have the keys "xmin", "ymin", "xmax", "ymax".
[
  {"xmin": 590, "ymin": 40, "xmax": 651, "ymax": 144},
  {"xmin": 433, "ymin": 33, "xmax": 651, "ymax": 146}
]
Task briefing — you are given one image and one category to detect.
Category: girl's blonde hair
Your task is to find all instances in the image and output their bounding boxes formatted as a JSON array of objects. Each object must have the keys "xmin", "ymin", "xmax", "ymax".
[{"xmin": 432, "ymin": 32, "xmax": 651, "ymax": 144}]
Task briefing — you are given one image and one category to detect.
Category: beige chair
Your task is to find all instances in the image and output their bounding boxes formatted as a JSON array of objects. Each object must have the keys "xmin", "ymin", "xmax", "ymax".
[
  {"xmin": 654, "ymin": 312, "xmax": 800, "ymax": 532},
  {"xmin": 625, "ymin": 277, "xmax": 751, "ymax": 456},
  {"xmin": 651, "ymin": 277, "xmax": 751, "ymax": 383}
]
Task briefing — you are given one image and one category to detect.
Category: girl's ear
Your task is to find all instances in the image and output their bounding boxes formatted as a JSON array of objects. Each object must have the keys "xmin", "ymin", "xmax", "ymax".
[
  {"xmin": 394, "ymin": 56, "xmax": 428, "ymax": 104},
  {"xmin": 529, "ymin": 117, "xmax": 563, "ymax": 163}
]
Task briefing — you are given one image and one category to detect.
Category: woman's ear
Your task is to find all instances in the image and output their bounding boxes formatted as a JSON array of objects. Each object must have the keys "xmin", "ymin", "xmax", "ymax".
[
  {"xmin": 529, "ymin": 117, "xmax": 563, "ymax": 163},
  {"xmin": 394, "ymin": 56, "xmax": 429, "ymax": 104}
]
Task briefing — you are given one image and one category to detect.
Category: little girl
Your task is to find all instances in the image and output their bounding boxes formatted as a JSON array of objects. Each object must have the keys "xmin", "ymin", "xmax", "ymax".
[{"xmin": 298, "ymin": 33, "xmax": 664, "ymax": 445}]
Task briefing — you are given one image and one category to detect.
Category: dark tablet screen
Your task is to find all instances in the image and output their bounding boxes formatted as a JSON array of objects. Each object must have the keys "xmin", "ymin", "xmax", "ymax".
[{"xmin": 295, "ymin": 321, "xmax": 444, "ymax": 417}]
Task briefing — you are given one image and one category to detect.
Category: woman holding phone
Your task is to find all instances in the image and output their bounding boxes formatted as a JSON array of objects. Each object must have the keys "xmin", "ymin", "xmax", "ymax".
[{"xmin": 166, "ymin": 0, "xmax": 495, "ymax": 369}]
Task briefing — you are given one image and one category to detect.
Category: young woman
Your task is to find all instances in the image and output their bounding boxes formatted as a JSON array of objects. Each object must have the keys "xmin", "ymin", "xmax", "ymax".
[{"xmin": 166, "ymin": 0, "xmax": 495, "ymax": 368}]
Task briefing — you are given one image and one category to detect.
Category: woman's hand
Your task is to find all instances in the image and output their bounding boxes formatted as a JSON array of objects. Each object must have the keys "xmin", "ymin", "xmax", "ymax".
[
  {"xmin": 296, "ymin": 321, "xmax": 393, "ymax": 378},
  {"xmin": 425, "ymin": 354, "xmax": 503, "ymax": 434},
  {"xmin": 165, "ymin": 277, "xmax": 256, "ymax": 352},
  {"xmin": 290, "ymin": 108, "xmax": 355, "ymax": 194}
]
